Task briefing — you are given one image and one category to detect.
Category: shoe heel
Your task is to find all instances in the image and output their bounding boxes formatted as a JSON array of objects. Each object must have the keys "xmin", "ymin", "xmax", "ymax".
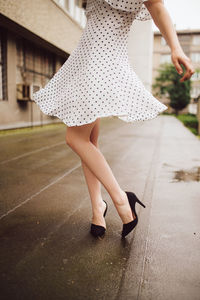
[
  {"xmin": 135, "ymin": 197, "xmax": 146, "ymax": 208},
  {"xmin": 103, "ymin": 200, "xmax": 108, "ymax": 217}
]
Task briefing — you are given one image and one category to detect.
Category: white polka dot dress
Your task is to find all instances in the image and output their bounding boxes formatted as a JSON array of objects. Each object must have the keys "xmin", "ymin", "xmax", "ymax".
[{"xmin": 32, "ymin": 0, "xmax": 168, "ymax": 127}]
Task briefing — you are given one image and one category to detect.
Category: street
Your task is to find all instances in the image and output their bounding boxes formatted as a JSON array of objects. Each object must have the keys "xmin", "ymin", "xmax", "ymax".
[{"xmin": 0, "ymin": 115, "xmax": 200, "ymax": 300}]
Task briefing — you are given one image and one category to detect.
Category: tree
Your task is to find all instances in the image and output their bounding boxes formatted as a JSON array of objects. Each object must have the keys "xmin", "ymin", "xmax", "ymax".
[{"xmin": 152, "ymin": 63, "xmax": 191, "ymax": 115}]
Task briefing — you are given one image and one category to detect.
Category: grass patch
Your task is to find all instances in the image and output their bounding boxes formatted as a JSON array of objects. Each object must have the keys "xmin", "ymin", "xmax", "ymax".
[
  {"xmin": 175, "ymin": 113, "xmax": 200, "ymax": 138},
  {"xmin": 162, "ymin": 112, "xmax": 200, "ymax": 138}
]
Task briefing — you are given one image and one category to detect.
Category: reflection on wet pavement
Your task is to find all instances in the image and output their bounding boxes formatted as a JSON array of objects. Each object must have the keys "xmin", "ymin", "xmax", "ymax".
[{"xmin": 172, "ymin": 166, "xmax": 200, "ymax": 182}]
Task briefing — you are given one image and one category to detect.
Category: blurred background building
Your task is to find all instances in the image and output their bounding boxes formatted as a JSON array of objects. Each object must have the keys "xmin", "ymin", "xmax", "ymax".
[
  {"xmin": 153, "ymin": 29, "xmax": 200, "ymax": 114},
  {"xmin": 0, "ymin": 0, "xmax": 154, "ymax": 129}
]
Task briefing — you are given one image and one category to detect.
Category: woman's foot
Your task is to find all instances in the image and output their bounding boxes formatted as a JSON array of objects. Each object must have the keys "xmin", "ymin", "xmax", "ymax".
[
  {"xmin": 91, "ymin": 199, "xmax": 107, "ymax": 228},
  {"xmin": 115, "ymin": 190, "xmax": 137, "ymax": 224},
  {"xmin": 121, "ymin": 191, "xmax": 146, "ymax": 238}
]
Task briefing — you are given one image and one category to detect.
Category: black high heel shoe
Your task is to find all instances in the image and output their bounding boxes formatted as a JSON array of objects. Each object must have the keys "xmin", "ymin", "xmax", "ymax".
[
  {"xmin": 90, "ymin": 200, "xmax": 108, "ymax": 238},
  {"xmin": 121, "ymin": 191, "xmax": 145, "ymax": 238}
]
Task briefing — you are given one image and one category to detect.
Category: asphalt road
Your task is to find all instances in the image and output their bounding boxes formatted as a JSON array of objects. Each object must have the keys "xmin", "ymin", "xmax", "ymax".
[{"xmin": 0, "ymin": 115, "xmax": 200, "ymax": 300}]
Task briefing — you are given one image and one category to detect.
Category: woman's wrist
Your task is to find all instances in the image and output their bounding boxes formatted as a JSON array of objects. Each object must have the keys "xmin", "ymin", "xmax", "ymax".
[
  {"xmin": 147, "ymin": 2, "xmax": 183, "ymax": 55},
  {"xmin": 171, "ymin": 45, "xmax": 183, "ymax": 54}
]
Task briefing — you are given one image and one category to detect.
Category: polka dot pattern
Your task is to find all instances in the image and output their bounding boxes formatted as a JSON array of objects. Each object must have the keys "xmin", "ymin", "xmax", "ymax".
[
  {"xmin": 104, "ymin": 0, "xmax": 152, "ymax": 21},
  {"xmin": 32, "ymin": 0, "xmax": 168, "ymax": 127}
]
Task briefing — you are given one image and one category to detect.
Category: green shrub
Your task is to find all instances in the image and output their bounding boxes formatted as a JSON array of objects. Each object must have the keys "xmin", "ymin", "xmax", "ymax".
[{"xmin": 177, "ymin": 114, "xmax": 198, "ymax": 130}]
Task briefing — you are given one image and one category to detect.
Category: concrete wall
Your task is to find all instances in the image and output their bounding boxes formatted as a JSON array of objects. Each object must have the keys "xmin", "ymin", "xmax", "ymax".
[
  {"xmin": 128, "ymin": 19, "xmax": 153, "ymax": 91},
  {"xmin": 0, "ymin": 0, "xmax": 83, "ymax": 54}
]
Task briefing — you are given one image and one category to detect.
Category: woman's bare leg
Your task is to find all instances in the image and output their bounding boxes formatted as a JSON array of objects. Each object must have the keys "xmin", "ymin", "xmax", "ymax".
[
  {"xmin": 66, "ymin": 118, "xmax": 136, "ymax": 224},
  {"xmin": 81, "ymin": 119, "xmax": 106, "ymax": 227}
]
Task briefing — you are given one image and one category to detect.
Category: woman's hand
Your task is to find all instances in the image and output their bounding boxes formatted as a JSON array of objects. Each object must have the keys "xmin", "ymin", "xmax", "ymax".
[
  {"xmin": 144, "ymin": 0, "xmax": 195, "ymax": 82},
  {"xmin": 171, "ymin": 49, "xmax": 195, "ymax": 82}
]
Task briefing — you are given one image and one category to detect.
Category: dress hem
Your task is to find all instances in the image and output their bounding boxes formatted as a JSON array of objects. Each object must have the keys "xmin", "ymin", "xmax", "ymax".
[{"xmin": 32, "ymin": 98, "xmax": 168, "ymax": 127}]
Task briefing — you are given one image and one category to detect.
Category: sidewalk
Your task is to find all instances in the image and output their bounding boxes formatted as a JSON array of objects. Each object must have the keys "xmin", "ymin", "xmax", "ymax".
[{"xmin": 0, "ymin": 115, "xmax": 200, "ymax": 300}]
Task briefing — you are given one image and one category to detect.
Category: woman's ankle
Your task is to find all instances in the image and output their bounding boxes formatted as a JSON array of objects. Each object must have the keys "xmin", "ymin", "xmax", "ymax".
[
  {"xmin": 112, "ymin": 189, "xmax": 127, "ymax": 207},
  {"xmin": 113, "ymin": 190, "xmax": 135, "ymax": 223},
  {"xmin": 92, "ymin": 198, "xmax": 106, "ymax": 214}
]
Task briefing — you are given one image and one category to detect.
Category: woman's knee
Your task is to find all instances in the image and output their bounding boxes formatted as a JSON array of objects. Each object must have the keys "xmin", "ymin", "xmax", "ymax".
[
  {"xmin": 65, "ymin": 133, "xmax": 73, "ymax": 147},
  {"xmin": 90, "ymin": 119, "xmax": 100, "ymax": 147},
  {"xmin": 65, "ymin": 129, "xmax": 79, "ymax": 148},
  {"xmin": 65, "ymin": 120, "xmax": 98, "ymax": 147},
  {"xmin": 90, "ymin": 137, "xmax": 99, "ymax": 148},
  {"xmin": 66, "ymin": 132, "xmax": 98, "ymax": 149}
]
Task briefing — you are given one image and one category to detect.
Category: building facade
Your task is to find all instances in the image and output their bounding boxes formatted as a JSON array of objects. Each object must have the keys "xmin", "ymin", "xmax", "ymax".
[
  {"xmin": 0, "ymin": 0, "xmax": 153, "ymax": 129},
  {"xmin": 153, "ymin": 29, "xmax": 200, "ymax": 114},
  {"xmin": 0, "ymin": 0, "xmax": 86, "ymax": 129}
]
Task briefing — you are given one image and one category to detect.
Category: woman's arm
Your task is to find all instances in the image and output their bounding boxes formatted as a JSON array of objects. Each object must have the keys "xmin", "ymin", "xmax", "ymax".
[{"xmin": 144, "ymin": 0, "xmax": 195, "ymax": 82}]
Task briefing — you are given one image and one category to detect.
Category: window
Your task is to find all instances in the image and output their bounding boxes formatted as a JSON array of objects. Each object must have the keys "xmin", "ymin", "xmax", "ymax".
[
  {"xmin": 16, "ymin": 38, "xmax": 56, "ymax": 87},
  {"xmin": 178, "ymin": 35, "xmax": 191, "ymax": 44},
  {"xmin": 191, "ymin": 86, "xmax": 200, "ymax": 98},
  {"xmin": 0, "ymin": 28, "xmax": 7, "ymax": 101},
  {"xmin": 161, "ymin": 37, "xmax": 167, "ymax": 46},
  {"xmin": 193, "ymin": 35, "xmax": 200, "ymax": 45},
  {"xmin": 160, "ymin": 54, "xmax": 171, "ymax": 64},
  {"xmin": 191, "ymin": 53, "xmax": 200, "ymax": 63},
  {"xmin": 53, "ymin": 0, "xmax": 86, "ymax": 28},
  {"xmin": 57, "ymin": 0, "xmax": 70, "ymax": 11},
  {"xmin": 191, "ymin": 71, "xmax": 200, "ymax": 81},
  {"xmin": 74, "ymin": 0, "xmax": 86, "ymax": 27}
]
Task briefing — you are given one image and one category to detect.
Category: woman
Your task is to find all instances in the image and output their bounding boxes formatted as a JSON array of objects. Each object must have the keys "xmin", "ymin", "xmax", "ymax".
[{"xmin": 33, "ymin": 0, "xmax": 195, "ymax": 239}]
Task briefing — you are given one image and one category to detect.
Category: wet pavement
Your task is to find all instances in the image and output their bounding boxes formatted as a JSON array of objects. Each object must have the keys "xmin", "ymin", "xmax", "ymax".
[{"xmin": 0, "ymin": 115, "xmax": 200, "ymax": 300}]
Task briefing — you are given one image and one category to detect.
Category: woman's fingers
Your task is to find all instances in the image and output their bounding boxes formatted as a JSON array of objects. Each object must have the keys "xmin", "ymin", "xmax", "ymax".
[
  {"xmin": 171, "ymin": 55, "xmax": 183, "ymax": 75},
  {"xmin": 178, "ymin": 56, "xmax": 195, "ymax": 82},
  {"xmin": 172, "ymin": 53, "xmax": 195, "ymax": 82}
]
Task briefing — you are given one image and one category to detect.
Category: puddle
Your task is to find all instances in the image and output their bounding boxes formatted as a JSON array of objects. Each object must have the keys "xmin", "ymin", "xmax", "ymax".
[{"xmin": 172, "ymin": 166, "xmax": 200, "ymax": 182}]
